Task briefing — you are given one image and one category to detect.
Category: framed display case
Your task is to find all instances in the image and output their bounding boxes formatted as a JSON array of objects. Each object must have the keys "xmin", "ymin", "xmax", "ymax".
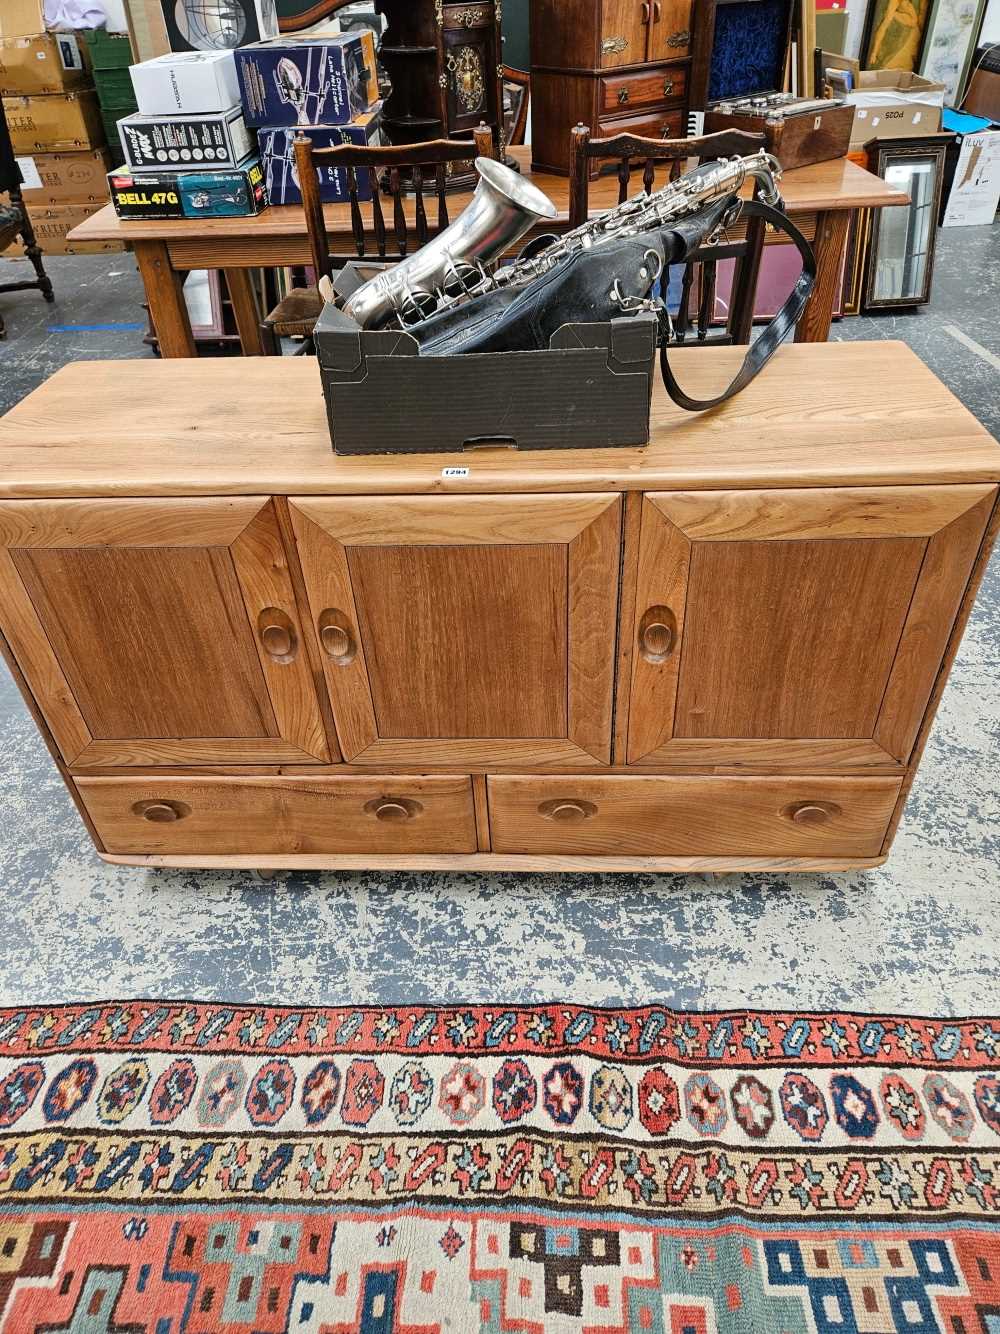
[{"xmin": 862, "ymin": 133, "xmax": 951, "ymax": 310}]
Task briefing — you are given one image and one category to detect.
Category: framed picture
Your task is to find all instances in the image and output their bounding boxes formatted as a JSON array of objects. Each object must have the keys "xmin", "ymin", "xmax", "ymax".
[
  {"xmin": 862, "ymin": 133, "xmax": 951, "ymax": 309},
  {"xmin": 863, "ymin": 0, "xmax": 935, "ymax": 70},
  {"xmin": 919, "ymin": 0, "xmax": 987, "ymax": 105}
]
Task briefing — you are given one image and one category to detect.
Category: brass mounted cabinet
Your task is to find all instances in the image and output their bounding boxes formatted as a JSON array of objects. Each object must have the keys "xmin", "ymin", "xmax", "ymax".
[{"xmin": 0, "ymin": 344, "xmax": 997, "ymax": 873}]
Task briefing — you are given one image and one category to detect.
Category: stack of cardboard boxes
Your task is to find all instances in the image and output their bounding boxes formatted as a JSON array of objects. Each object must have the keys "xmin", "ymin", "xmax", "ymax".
[{"xmin": 0, "ymin": 2, "xmax": 121, "ymax": 256}]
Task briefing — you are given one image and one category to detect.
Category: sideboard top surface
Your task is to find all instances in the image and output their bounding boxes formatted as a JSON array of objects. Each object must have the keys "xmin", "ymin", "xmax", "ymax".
[{"xmin": 1, "ymin": 342, "xmax": 997, "ymax": 499}]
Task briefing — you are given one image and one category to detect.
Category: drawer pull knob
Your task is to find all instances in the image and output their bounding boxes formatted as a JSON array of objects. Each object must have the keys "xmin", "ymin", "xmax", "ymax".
[
  {"xmin": 132, "ymin": 799, "xmax": 190, "ymax": 823},
  {"xmin": 318, "ymin": 610, "xmax": 356, "ymax": 663},
  {"xmin": 663, "ymin": 78, "xmax": 674, "ymax": 96},
  {"xmin": 785, "ymin": 801, "xmax": 841, "ymax": 826},
  {"xmin": 257, "ymin": 607, "xmax": 297, "ymax": 663},
  {"xmin": 365, "ymin": 796, "xmax": 423, "ymax": 822},
  {"xmin": 538, "ymin": 798, "xmax": 598, "ymax": 822},
  {"xmin": 618, "ymin": 87, "xmax": 630, "ymax": 104},
  {"xmin": 639, "ymin": 605, "xmax": 677, "ymax": 662}
]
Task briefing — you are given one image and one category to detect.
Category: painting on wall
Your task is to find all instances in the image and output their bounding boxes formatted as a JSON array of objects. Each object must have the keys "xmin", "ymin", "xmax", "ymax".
[
  {"xmin": 863, "ymin": 0, "xmax": 935, "ymax": 68},
  {"xmin": 920, "ymin": 0, "xmax": 987, "ymax": 103}
]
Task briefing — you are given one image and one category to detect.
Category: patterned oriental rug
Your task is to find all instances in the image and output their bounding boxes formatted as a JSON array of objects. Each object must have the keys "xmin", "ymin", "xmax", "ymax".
[{"xmin": 0, "ymin": 1004, "xmax": 998, "ymax": 1332}]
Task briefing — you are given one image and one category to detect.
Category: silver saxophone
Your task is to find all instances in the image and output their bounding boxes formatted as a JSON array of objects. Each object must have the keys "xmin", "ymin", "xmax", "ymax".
[{"xmin": 343, "ymin": 149, "xmax": 784, "ymax": 331}]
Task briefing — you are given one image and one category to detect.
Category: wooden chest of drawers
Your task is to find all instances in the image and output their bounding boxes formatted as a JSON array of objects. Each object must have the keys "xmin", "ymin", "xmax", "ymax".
[
  {"xmin": 530, "ymin": 0, "xmax": 708, "ymax": 176},
  {"xmin": 0, "ymin": 342, "xmax": 997, "ymax": 874}
]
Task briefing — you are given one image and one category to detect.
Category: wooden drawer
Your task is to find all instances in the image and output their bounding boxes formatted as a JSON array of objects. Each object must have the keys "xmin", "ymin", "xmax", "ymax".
[
  {"xmin": 597, "ymin": 107, "xmax": 686, "ymax": 141},
  {"xmin": 600, "ymin": 66, "xmax": 687, "ymax": 115},
  {"xmin": 487, "ymin": 775, "xmax": 903, "ymax": 858},
  {"xmin": 77, "ymin": 775, "xmax": 478, "ymax": 856}
]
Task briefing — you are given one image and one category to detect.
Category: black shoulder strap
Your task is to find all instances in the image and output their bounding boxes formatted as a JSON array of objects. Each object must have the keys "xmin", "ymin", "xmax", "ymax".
[{"xmin": 658, "ymin": 199, "xmax": 817, "ymax": 412}]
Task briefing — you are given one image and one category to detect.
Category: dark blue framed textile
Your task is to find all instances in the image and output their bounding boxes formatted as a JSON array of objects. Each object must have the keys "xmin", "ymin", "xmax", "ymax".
[{"xmin": 708, "ymin": 0, "xmax": 794, "ymax": 102}]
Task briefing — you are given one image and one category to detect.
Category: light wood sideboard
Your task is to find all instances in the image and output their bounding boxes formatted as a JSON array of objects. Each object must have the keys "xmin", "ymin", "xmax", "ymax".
[{"xmin": 0, "ymin": 342, "xmax": 997, "ymax": 874}]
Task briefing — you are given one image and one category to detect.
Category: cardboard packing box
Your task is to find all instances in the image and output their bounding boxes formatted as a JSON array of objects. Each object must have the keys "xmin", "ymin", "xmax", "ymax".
[
  {"xmin": 159, "ymin": 0, "xmax": 278, "ymax": 53},
  {"xmin": 0, "ymin": 32, "xmax": 87, "ymax": 96},
  {"xmin": 257, "ymin": 105, "xmax": 382, "ymax": 204},
  {"xmin": 1, "ymin": 202, "xmax": 123, "ymax": 255},
  {"xmin": 235, "ymin": 30, "xmax": 378, "ymax": 127},
  {"xmin": 117, "ymin": 104, "xmax": 254, "ymax": 170},
  {"xmin": 847, "ymin": 69, "xmax": 945, "ymax": 147},
  {"xmin": 107, "ymin": 156, "xmax": 267, "ymax": 218},
  {"xmin": 0, "ymin": 0, "xmax": 46, "ymax": 40},
  {"xmin": 14, "ymin": 148, "xmax": 112, "ymax": 202},
  {"xmin": 3, "ymin": 91, "xmax": 105, "ymax": 152},
  {"xmin": 130, "ymin": 50, "xmax": 241, "ymax": 115}
]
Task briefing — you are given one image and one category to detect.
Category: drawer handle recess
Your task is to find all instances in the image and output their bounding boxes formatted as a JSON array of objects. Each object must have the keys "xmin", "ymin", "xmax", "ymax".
[
  {"xmin": 318, "ymin": 609, "xmax": 356, "ymax": 663},
  {"xmin": 132, "ymin": 799, "xmax": 190, "ymax": 824},
  {"xmin": 364, "ymin": 797, "xmax": 423, "ymax": 822},
  {"xmin": 538, "ymin": 798, "xmax": 598, "ymax": 823},
  {"xmin": 784, "ymin": 801, "xmax": 841, "ymax": 827}
]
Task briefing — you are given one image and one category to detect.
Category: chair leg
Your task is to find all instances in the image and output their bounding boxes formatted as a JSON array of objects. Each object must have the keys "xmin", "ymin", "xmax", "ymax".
[
  {"xmin": 0, "ymin": 308, "xmax": 6, "ymax": 340},
  {"xmin": 258, "ymin": 320, "xmax": 280, "ymax": 356},
  {"xmin": 11, "ymin": 189, "xmax": 54, "ymax": 302}
]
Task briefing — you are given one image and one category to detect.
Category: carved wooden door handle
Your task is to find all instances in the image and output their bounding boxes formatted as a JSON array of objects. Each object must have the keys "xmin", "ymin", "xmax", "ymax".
[
  {"xmin": 132, "ymin": 799, "xmax": 190, "ymax": 823},
  {"xmin": 653, "ymin": 0, "xmax": 662, "ymax": 20},
  {"xmin": 639, "ymin": 605, "xmax": 677, "ymax": 662},
  {"xmin": 257, "ymin": 607, "xmax": 297, "ymax": 663},
  {"xmin": 538, "ymin": 798, "xmax": 598, "ymax": 822},
  {"xmin": 318, "ymin": 609, "xmax": 356, "ymax": 662},
  {"xmin": 640, "ymin": 1, "xmax": 650, "ymax": 23}
]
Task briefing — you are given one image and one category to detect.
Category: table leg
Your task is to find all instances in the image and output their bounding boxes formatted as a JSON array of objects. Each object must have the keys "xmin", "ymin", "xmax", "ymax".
[
  {"xmin": 223, "ymin": 268, "xmax": 264, "ymax": 357},
  {"xmin": 795, "ymin": 208, "xmax": 850, "ymax": 343},
  {"xmin": 134, "ymin": 240, "xmax": 196, "ymax": 358}
]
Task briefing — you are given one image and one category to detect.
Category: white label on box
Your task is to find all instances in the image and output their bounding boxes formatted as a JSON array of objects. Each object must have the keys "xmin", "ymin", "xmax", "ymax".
[
  {"xmin": 442, "ymin": 467, "xmax": 470, "ymax": 478},
  {"xmin": 913, "ymin": 111, "xmax": 922, "ymax": 123},
  {"xmin": 15, "ymin": 155, "xmax": 41, "ymax": 190},
  {"xmin": 814, "ymin": 116, "xmax": 821, "ymax": 129},
  {"xmin": 56, "ymin": 34, "xmax": 82, "ymax": 72}
]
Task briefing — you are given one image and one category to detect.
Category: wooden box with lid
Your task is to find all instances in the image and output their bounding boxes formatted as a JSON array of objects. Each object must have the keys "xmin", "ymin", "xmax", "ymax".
[{"xmin": 0, "ymin": 341, "xmax": 997, "ymax": 874}]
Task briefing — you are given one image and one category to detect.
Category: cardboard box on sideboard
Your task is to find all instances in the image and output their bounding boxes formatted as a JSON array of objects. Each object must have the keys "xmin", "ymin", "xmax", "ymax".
[
  {"xmin": 14, "ymin": 148, "xmax": 113, "ymax": 203},
  {"xmin": 823, "ymin": 57, "xmax": 946, "ymax": 147},
  {"xmin": 117, "ymin": 104, "xmax": 254, "ymax": 170},
  {"xmin": 2, "ymin": 91, "xmax": 105, "ymax": 153},
  {"xmin": 106, "ymin": 157, "xmax": 267, "ymax": 218},
  {"xmin": 257, "ymin": 105, "xmax": 382, "ymax": 204},
  {"xmin": 0, "ymin": 33, "xmax": 88, "ymax": 96}
]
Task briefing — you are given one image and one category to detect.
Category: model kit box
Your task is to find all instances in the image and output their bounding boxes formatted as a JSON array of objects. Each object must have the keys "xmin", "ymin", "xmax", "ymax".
[
  {"xmin": 14, "ymin": 147, "xmax": 113, "ymax": 202},
  {"xmin": 159, "ymin": 0, "xmax": 278, "ymax": 53},
  {"xmin": 0, "ymin": 33, "xmax": 87, "ymax": 96},
  {"xmin": 117, "ymin": 104, "xmax": 254, "ymax": 169},
  {"xmin": 235, "ymin": 30, "xmax": 377, "ymax": 127},
  {"xmin": 257, "ymin": 106, "xmax": 382, "ymax": 204},
  {"xmin": 1, "ymin": 202, "xmax": 124, "ymax": 255},
  {"xmin": 107, "ymin": 157, "xmax": 267, "ymax": 218},
  {"xmin": 2, "ymin": 91, "xmax": 105, "ymax": 153},
  {"xmin": 130, "ymin": 50, "xmax": 241, "ymax": 115}
]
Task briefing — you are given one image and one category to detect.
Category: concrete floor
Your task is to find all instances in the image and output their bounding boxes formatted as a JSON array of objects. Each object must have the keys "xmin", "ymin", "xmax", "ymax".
[{"xmin": 0, "ymin": 230, "xmax": 998, "ymax": 1012}]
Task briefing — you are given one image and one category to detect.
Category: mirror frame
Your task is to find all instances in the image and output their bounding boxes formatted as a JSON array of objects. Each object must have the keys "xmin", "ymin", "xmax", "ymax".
[{"xmin": 862, "ymin": 133, "xmax": 952, "ymax": 311}]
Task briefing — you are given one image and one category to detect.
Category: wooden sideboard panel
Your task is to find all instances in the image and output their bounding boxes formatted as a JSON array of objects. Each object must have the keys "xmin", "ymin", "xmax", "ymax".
[
  {"xmin": 0, "ymin": 498, "xmax": 330, "ymax": 767},
  {"xmin": 78, "ymin": 774, "xmax": 477, "ymax": 856},
  {"xmin": 488, "ymin": 774, "xmax": 903, "ymax": 858},
  {"xmin": 626, "ymin": 485, "xmax": 997, "ymax": 767},
  {"xmin": 288, "ymin": 494, "xmax": 622, "ymax": 768}
]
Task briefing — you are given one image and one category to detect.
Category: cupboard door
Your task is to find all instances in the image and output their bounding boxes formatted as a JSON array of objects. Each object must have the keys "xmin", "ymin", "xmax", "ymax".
[
  {"xmin": 289, "ymin": 494, "xmax": 621, "ymax": 767},
  {"xmin": 626, "ymin": 485, "xmax": 995, "ymax": 767},
  {"xmin": 645, "ymin": 0, "xmax": 692, "ymax": 60},
  {"xmin": 600, "ymin": 0, "xmax": 650, "ymax": 68},
  {"xmin": 0, "ymin": 498, "xmax": 330, "ymax": 767}
]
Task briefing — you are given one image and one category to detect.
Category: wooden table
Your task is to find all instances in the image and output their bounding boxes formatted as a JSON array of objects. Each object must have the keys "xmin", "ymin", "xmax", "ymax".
[{"xmin": 68, "ymin": 147, "xmax": 907, "ymax": 359}]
